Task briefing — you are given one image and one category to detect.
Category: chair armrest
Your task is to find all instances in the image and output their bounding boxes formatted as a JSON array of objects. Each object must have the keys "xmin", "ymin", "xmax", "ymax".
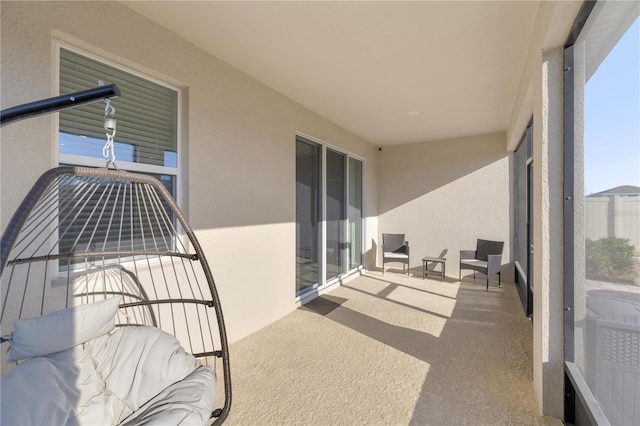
[
  {"xmin": 460, "ymin": 250, "xmax": 476, "ymax": 262},
  {"xmin": 405, "ymin": 242, "xmax": 410, "ymax": 257},
  {"xmin": 487, "ymin": 254, "xmax": 502, "ymax": 275}
]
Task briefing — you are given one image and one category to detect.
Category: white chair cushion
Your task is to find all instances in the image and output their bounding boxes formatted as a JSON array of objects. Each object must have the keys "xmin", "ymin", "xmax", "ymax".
[
  {"xmin": 384, "ymin": 252, "xmax": 408, "ymax": 259},
  {"xmin": 86, "ymin": 326, "xmax": 203, "ymax": 412},
  {"xmin": 460, "ymin": 259, "xmax": 487, "ymax": 268}
]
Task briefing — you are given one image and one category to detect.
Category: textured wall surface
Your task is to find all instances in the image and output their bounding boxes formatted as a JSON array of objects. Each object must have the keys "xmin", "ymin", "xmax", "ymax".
[
  {"xmin": 0, "ymin": 1, "xmax": 378, "ymax": 344},
  {"xmin": 509, "ymin": 1, "xmax": 582, "ymax": 418},
  {"xmin": 533, "ymin": 47, "xmax": 565, "ymax": 420},
  {"xmin": 377, "ymin": 132, "xmax": 512, "ymax": 280}
]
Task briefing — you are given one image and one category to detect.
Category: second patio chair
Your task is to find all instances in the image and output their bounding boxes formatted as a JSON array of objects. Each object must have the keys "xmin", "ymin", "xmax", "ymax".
[
  {"xmin": 382, "ymin": 233, "xmax": 410, "ymax": 276},
  {"xmin": 459, "ymin": 239, "xmax": 504, "ymax": 290}
]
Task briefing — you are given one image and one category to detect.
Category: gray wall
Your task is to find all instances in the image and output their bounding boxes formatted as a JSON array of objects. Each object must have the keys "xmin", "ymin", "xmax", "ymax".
[{"xmin": 377, "ymin": 132, "xmax": 512, "ymax": 279}]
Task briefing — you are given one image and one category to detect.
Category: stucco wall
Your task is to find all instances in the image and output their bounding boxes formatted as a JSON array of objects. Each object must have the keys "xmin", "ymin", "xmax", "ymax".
[
  {"xmin": 377, "ymin": 132, "xmax": 512, "ymax": 279},
  {"xmin": 533, "ymin": 46, "xmax": 566, "ymax": 419},
  {"xmin": 0, "ymin": 1, "xmax": 378, "ymax": 343},
  {"xmin": 506, "ymin": 1, "xmax": 584, "ymax": 419}
]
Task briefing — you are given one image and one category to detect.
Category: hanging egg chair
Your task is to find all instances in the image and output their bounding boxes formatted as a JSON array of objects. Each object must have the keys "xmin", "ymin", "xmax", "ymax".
[{"xmin": 0, "ymin": 85, "xmax": 231, "ymax": 425}]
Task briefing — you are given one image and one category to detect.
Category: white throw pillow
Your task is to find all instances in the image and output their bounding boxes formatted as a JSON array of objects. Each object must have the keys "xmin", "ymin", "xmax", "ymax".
[{"xmin": 7, "ymin": 296, "xmax": 121, "ymax": 362}]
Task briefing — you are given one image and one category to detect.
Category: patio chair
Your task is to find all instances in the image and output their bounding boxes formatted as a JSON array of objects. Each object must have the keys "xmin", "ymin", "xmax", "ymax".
[
  {"xmin": 382, "ymin": 233, "xmax": 410, "ymax": 275},
  {"xmin": 459, "ymin": 239, "xmax": 504, "ymax": 290}
]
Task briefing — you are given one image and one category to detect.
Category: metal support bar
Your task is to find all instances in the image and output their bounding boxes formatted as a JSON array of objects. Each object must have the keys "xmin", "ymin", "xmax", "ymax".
[
  {"xmin": 0, "ymin": 84, "xmax": 121, "ymax": 127},
  {"xmin": 565, "ymin": 362, "xmax": 611, "ymax": 425}
]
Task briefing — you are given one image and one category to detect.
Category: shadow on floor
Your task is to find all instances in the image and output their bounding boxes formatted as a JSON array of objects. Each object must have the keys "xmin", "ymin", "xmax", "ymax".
[
  {"xmin": 303, "ymin": 293, "xmax": 441, "ymax": 363},
  {"xmin": 302, "ymin": 276, "xmax": 546, "ymax": 425},
  {"xmin": 225, "ymin": 273, "xmax": 554, "ymax": 425}
]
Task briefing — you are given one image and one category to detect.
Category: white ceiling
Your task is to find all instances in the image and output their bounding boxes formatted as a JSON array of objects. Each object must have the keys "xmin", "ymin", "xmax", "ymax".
[{"xmin": 123, "ymin": 1, "xmax": 540, "ymax": 146}]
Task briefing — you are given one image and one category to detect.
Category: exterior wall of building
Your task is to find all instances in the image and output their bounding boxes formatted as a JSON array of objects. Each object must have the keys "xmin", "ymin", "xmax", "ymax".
[
  {"xmin": 507, "ymin": 0, "xmax": 585, "ymax": 419},
  {"xmin": 532, "ymin": 46, "xmax": 566, "ymax": 419},
  {"xmin": 377, "ymin": 132, "xmax": 512, "ymax": 279},
  {"xmin": 0, "ymin": 1, "xmax": 379, "ymax": 344}
]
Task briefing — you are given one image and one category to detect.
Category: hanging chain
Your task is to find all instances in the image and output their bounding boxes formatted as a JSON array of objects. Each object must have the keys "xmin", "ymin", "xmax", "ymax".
[{"xmin": 103, "ymin": 97, "xmax": 118, "ymax": 169}]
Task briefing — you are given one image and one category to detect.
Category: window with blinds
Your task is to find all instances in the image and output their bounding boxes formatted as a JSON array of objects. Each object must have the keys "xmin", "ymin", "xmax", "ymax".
[
  {"xmin": 58, "ymin": 47, "xmax": 180, "ymax": 268},
  {"xmin": 59, "ymin": 48, "xmax": 178, "ymax": 169}
]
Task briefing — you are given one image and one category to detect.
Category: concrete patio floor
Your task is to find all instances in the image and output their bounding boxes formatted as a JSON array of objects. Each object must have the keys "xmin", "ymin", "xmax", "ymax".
[{"xmin": 222, "ymin": 271, "xmax": 562, "ymax": 425}]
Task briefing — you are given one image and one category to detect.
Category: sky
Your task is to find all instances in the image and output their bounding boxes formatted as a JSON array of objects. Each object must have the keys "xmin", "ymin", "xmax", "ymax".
[{"xmin": 584, "ymin": 17, "xmax": 640, "ymax": 195}]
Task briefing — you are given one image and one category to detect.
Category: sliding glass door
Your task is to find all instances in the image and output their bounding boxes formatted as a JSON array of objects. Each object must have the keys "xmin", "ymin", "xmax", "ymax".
[
  {"xmin": 348, "ymin": 157, "xmax": 363, "ymax": 270},
  {"xmin": 296, "ymin": 136, "xmax": 364, "ymax": 297},
  {"xmin": 514, "ymin": 121, "xmax": 533, "ymax": 317},
  {"xmin": 326, "ymin": 149, "xmax": 346, "ymax": 281},
  {"xmin": 296, "ymin": 139, "xmax": 321, "ymax": 294}
]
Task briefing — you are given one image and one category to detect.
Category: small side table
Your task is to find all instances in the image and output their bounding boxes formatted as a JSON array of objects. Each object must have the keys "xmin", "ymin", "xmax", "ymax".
[{"xmin": 422, "ymin": 256, "xmax": 446, "ymax": 281}]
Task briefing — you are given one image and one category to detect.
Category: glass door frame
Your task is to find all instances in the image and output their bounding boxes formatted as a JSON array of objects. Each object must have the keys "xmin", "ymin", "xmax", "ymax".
[
  {"xmin": 514, "ymin": 119, "xmax": 534, "ymax": 318},
  {"xmin": 295, "ymin": 133, "xmax": 365, "ymax": 301}
]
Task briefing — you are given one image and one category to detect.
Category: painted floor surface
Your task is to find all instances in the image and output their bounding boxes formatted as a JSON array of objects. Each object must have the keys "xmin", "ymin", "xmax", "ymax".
[{"xmin": 220, "ymin": 271, "xmax": 562, "ymax": 426}]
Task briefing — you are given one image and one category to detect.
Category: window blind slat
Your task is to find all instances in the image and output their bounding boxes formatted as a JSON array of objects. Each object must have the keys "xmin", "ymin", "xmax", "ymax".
[{"xmin": 59, "ymin": 48, "xmax": 177, "ymax": 167}]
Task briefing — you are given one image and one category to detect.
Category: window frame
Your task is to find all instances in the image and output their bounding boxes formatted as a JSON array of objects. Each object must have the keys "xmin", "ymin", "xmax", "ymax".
[
  {"xmin": 513, "ymin": 118, "xmax": 533, "ymax": 318},
  {"xmin": 55, "ymin": 43, "xmax": 182, "ymax": 202},
  {"xmin": 54, "ymin": 43, "xmax": 183, "ymax": 273}
]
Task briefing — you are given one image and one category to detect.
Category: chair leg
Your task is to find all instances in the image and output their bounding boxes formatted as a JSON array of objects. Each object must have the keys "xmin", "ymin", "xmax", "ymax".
[
  {"xmin": 498, "ymin": 271, "xmax": 501, "ymax": 287},
  {"xmin": 486, "ymin": 275, "xmax": 489, "ymax": 291}
]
